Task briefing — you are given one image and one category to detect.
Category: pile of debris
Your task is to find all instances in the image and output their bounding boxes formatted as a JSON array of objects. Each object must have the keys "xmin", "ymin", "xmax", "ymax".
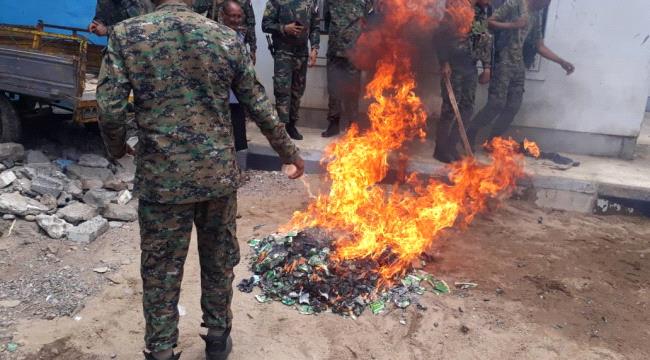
[
  {"xmin": 238, "ymin": 229, "xmax": 450, "ymax": 317},
  {"xmin": 0, "ymin": 142, "xmax": 136, "ymax": 243}
]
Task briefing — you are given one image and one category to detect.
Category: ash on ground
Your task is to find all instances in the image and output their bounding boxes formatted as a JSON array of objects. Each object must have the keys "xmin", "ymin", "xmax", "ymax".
[{"xmin": 238, "ymin": 229, "xmax": 450, "ymax": 317}]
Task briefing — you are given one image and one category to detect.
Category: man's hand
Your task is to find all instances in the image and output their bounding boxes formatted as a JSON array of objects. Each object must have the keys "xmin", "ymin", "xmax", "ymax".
[
  {"xmin": 512, "ymin": 15, "xmax": 529, "ymax": 29},
  {"xmin": 309, "ymin": 49, "xmax": 318, "ymax": 67},
  {"xmin": 250, "ymin": 52, "xmax": 256, "ymax": 66},
  {"xmin": 479, "ymin": 68, "xmax": 491, "ymax": 84},
  {"xmin": 89, "ymin": 21, "xmax": 108, "ymax": 36},
  {"xmin": 283, "ymin": 22, "xmax": 304, "ymax": 37},
  {"xmin": 560, "ymin": 60, "xmax": 575, "ymax": 75},
  {"xmin": 285, "ymin": 156, "xmax": 305, "ymax": 179},
  {"xmin": 441, "ymin": 62, "xmax": 452, "ymax": 78}
]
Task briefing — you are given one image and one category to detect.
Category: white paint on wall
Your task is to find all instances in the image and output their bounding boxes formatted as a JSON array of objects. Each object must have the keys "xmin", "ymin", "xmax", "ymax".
[{"xmin": 517, "ymin": 0, "xmax": 650, "ymax": 138}]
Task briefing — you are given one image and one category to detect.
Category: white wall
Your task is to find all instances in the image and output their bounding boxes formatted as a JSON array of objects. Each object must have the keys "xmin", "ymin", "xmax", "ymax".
[
  {"xmin": 252, "ymin": 0, "xmax": 329, "ymax": 109},
  {"xmin": 516, "ymin": 0, "xmax": 650, "ymax": 138}
]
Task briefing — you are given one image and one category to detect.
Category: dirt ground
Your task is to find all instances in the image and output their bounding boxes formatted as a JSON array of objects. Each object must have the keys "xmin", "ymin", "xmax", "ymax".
[{"xmin": 1, "ymin": 170, "xmax": 649, "ymax": 360}]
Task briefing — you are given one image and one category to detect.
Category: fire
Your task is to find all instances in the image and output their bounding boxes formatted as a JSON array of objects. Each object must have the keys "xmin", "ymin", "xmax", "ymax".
[
  {"xmin": 523, "ymin": 138, "xmax": 541, "ymax": 158},
  {"xmin": 286, "ymin": 0, "xmax": 527, "ymax": 281}
]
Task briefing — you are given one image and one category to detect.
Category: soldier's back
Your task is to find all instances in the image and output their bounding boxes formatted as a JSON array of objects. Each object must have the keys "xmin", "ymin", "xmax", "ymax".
[{"xmin": 110, "ymin": 3, "xmax": 248, "ymax": 203}]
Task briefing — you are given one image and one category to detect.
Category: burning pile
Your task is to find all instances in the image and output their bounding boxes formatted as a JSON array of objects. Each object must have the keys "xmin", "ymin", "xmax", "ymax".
[
  {"xmin": 239, "ymin": 0, "xmax": 532, "ymax": 316},
  {"xmin": 238, "ymin": 229, "xmax": 450, "ymax": 317}
]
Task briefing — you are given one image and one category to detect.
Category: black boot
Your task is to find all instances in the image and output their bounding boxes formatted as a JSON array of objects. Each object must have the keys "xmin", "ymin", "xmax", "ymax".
[
  {"xmin": 321, "ymin": 121, "xmax": 340, "ymax": 138},
  {"xmin": 143, "ymin": 351, "xmax": 181, "ymax": 360},
  {"xmin": 201, "ymin": 334, "xmax": 232, "ymax": 360},
  {"xmin": 286, "ymin": 123, "xmax": 303, "ymax": 140}
]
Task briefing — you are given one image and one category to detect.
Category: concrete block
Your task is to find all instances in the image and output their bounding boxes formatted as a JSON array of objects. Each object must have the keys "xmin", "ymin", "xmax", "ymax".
[
  {"xmin": 83, "ymin": 189, "xmax": 118, "ymax": 208},
  {"xmin": 534, "ymin": 189, "xmax": 597, "ymax": 214},
  {"xmin": 0, "ymin": 192, "xmax": 50, "ymax": 216},
  {"xmin": 35, "ymin": 214, "xmax": 72, "ymax": 239},
  {"xmin": 0, "ymin": 143, "xmax": 24, "ymax": 163},
  {"xmin": 102, "ymin": 203, "xmax": 137, "ymax": 222},
  {"xmin": 25, "ymin": 150, "xmax": 50, "ymax": 164},
  {"xmin": 0, "ymin": 170, "xmax": 17, "ymax": 188},
  {"xmin": 57, "ymin": 202, "xmax": 99, "ymax": 225},
  {"xmin": 67, "ymin": 216, "xmax": 109, "ymax": 243},
  {"xmin": 31, "ymin": 175, "xmax": 65, "ymax": 197},
  {"xmin": 66, "ymin": 164, "xmax": 113, "ymax": 183},
  {"xmin": 78, "ymin": 154, "xmax": 110, "ymax": 168}
]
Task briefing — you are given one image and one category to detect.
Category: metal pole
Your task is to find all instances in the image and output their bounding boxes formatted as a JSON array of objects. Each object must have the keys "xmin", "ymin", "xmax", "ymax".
[{"xmin": 444, "ymin": 74, "xmax": 474, "ymax": 157}]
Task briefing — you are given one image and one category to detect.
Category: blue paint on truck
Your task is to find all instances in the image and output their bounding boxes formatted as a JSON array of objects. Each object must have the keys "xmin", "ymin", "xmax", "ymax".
[{"xmin": 0, "ymin": 0, "xmax": 106, "ymax": 44}]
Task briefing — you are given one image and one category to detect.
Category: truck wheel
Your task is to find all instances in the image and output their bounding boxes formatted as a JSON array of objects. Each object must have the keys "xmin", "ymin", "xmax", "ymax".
[{"xmin": 0, "ymin": 94, "xmax": 22, "ymax": 142}]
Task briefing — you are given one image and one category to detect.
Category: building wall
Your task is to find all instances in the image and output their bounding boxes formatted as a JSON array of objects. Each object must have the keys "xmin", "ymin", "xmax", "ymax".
[{"xmin": 515, "ymin": 0, "xmax": 650, "ymax": 138}]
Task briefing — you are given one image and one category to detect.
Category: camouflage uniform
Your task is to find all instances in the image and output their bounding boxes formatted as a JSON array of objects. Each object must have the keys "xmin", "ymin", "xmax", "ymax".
[
  {"xmin": 93, "ymin": 0, "xmax": 154, "ymax": 35},
  {"xmin": 324, "ymin": 0, "xmax": 372, "ymax": 129},
  {"xmin": 262, "ymin": 0, "xmax": 320, "ymax": 125},
  {"xmin": 193, "ymin": 0, "xmax": 257, "ymax": 54},
  {"xmin": 435, "ymin": 3, "xmax": 493, "ymax": 160},
  {"xmin": 467, "ymin": 0, "xmax": 543, "ymax": 145},
  {"xmin": 97, "ymin": 2, "xmax": 299, "ymax": 353}
]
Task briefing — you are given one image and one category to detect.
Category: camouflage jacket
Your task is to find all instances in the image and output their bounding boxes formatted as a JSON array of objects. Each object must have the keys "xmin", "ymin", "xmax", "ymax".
[
  {"xmin": 193, "ymin": 0, "xmax": 257, "ymax": 52},
  {"xmin": 437, "ymin": 4, "xmax": 493, "ymax": 70},
  {"xmin": 262, "ymin": 0, "xmax": 320, "ymax": 55},
  {"xmin": 97, "ymin": 2, "xmax": 299, "ymax": 204},
  {"xmin": 93, "ymin": 0, "xmax": 154, "ymax": 34},
  {"xmin": 492, "ymin": 0, "xmax": 542, "ymax": 67},
  {"xmin": 324, "ymin": 0, "xmax": 372, "ymax": 59}
]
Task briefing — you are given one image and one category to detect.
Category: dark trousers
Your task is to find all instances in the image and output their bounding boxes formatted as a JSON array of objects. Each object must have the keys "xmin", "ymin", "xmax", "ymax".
[
  {"xmin": 327, "ymin": 55, "xmax": 361, "ymax": 125},
  {"xmin": 467, "ymin": 62, "xmax": 525, "ymax": 146},
  {"xmin": 230, "ymin": 104, "xmax": 248, "ymax": 151},
  {"xmin": 436, "ymin": 64, "xmax": 478, "ymax": 157},
  {"xmin": 139, "ymin": 194, "xmax": 239, "ymax": 352}
]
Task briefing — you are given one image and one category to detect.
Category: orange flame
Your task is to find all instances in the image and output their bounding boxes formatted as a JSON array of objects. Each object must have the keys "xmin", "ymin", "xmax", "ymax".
[
  {"xmin": 285, "ymin": 0, "xmax": 526, "ymax": 281},
  {"xmin": 523, "ymin": 139, "xmax": 541, "ymax": 158}
]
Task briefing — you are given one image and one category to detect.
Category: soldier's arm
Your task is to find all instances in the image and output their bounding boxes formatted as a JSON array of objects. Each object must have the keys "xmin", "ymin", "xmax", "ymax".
[
  {"xmin": 97, "ymin": 29, "xmax": 131, "ymax": 159},
  {"xmin": 309, "ymin": 0, "xmax": 321, "ymax": 49},
  {"xmin": 230, "ymin": 42, "xmax": 299, "ymax": 164},
  {"xmin": 261, "ymin": 0, "xmax": 282, "ymax": 35},
  {"xmin": 489, "ymin": 0, "xmax": 528, "ymax": 30},
  {"xmin": 244, "ymin": 1, "xmax": 257, "ymax": 53}
]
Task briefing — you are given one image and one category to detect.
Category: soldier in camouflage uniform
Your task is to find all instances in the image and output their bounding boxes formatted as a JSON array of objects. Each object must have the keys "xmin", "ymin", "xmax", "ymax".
[
  {"xmin": 96, "ymin": 1, "xmax": 304, "ymax": 359},
  {"xmin": 194, "ymin": 0, "xmax": 257, "ymax": 63},
  {"xmin": 321, "ymin": 0, "xmax": 373, "ymax": 138},
  {"xmin": 467, "ymin": 0, "xmax": 574, "ymax": 147},
  {"xmin": 434, "ymin": 0, "xmax": 493, "ymax": 163},
  {"xmin": 262, "ymin": 0, "xmax": 321, "ymax": 140},
  {"xmin": 89, "ymin": 0, "xmax": 154, "ymax": 36}
]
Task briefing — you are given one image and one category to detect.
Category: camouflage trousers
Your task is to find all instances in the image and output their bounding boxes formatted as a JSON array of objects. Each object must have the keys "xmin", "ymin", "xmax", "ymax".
[
  {"xmin": 327, "ymin": 55, "xmax": 361, "ymax": 124},
  {"xmin": 139, "ymin": 193, "xmax": 240, "ymax": 352},
  {"xmin": 436, "ymin": 64, "xmax": 478, "ymax": 157},
  {"xmin": 273, "ymin": 51, "xmax": 308, "ymax": 125},
  {"xmin": 467, "ymin": 62, "xmax": 526, "ymax": 145}
]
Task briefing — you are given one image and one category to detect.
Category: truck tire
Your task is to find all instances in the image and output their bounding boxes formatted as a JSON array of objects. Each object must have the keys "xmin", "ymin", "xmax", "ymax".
[{"xmin": 0, "ymin": 94, "xmax": 22, "ymax": 142}]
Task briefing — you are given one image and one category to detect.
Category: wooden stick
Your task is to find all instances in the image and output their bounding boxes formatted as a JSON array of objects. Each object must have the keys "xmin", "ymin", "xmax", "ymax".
[{"xmin": 443, "ymin": 75, "xmax": 474, "ymax": 157}]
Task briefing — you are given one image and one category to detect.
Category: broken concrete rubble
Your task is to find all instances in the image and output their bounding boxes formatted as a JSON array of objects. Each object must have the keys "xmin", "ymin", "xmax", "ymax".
[
  {"xmin": 78, "ymin": 154, "xmax": 110, "ymax": 168},
  {"xmin": 0, "ymin": 170, "xmax": 16, "ymax": 188},
  {"xmin": 25, "ymin": 150, "xmax": 50, "ymax": 164},
  {"xmin": 0, "ymin": 193, "xmax": 50, "ymax": 216},
  {"xmin": 66, "ymin": 164, "xmax": 113, "ymax": 183},
  {"xmin": 0, "ymin": 143, "xmax": 25, "ymax": 163},
  {"xmin": 102, "ymin": 204, "xmax": 137, "ymax": 222},
  {"xmin": 116, "ymin": 190, "xmax": 133, "ymax": 205},
  {"xmin": 83, "ymin": 189, "xmax": 118, "ymax": 208},
  {"xmin": 39, "ymin": 194, "xmax": 58, "ymax": 211},
  {"xmin": 35, "ymin": 215, "xmax": 72, "ymax": 239},
  {"xmin": 31, "ymin": 175, "xmax": 65, "ymax": 197},
  {"xmin": 57, "ymin": 202, "xmax": 99, "ymax": 225},
  {"xmin": 67, "ymin": 216, "xmax": 109, "ymax": 243}
]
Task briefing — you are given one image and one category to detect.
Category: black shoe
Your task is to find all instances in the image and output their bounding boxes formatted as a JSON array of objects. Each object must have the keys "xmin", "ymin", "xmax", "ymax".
[
  {"xmin": 143, "ymin": 351, "xmax": 181, "ymax": 360},
  {"xmin": 321, "ymin": 122, "xmax": 340, "ymax": 138},
  {"xmin": 433, "ymin": 149, "xmax": 461, "ymax": 164},
  {"xmin": 201, "ymin": 334, "xmax": 232, "ymax": 360},
  {"xmin": 286, "ymin": 124, "xmax": 303, "ymax": 140}
]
